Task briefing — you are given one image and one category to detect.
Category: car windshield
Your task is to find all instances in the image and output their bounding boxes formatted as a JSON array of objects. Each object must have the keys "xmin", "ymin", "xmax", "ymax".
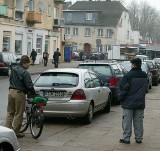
[
  {"xmin": 78, "ymin": 64, "xmax": 112, "ymax": 76},
  {"xmin": 121, "ymin": 62, "xmax": 131, "ymax": 71},
  {"xmin": 34, "ymin": 72, "xmax": 79, "ymax": 87}
]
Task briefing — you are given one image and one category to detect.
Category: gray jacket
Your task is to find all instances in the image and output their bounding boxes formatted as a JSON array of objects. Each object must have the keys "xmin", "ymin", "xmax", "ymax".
[{"xmin": 9, "ymin": 65, "xmax": 36, "ymax": 95}]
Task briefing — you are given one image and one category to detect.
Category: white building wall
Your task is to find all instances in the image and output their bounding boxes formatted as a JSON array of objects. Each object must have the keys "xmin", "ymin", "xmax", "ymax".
[
  {"xmin": 116, "ymin": 11, "xmax": 132, "ymax": 45},
  {"xmin": 131, "ymin": 31, "xmax": 140, "ymax": 44}
]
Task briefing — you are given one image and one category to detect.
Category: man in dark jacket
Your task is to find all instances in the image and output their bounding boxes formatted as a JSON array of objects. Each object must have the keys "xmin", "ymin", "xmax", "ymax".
[
  {"xmin": 119, "ymin": 58, "xmax": 147, "ymax": 144},
  {"xmin": 5, "ymin": 55, "xmax": 37, "ymax": 138},
  {"xmin": 53, "ymin": 48, "xmax": 61, "ymax": 68},
  {"xmin": 30, "ymin": 49, "xmax": 37, "ymax": 66}
]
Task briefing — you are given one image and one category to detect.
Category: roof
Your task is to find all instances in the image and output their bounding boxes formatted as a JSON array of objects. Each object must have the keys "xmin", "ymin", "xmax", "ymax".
[{"xmin": 66, "ymin": 1, "xmax": 128, "ymax": 27}]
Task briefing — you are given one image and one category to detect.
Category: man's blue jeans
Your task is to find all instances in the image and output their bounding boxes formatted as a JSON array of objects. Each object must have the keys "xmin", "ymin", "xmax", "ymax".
[{"xmin": 121, "ymin": 109, "xmax": 144, "ymax": 141}]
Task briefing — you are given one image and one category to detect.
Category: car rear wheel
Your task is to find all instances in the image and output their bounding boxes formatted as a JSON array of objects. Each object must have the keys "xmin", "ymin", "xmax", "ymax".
[{"xmin": 83, "ymin": 103, "xmax": 93, "ymax": 124}]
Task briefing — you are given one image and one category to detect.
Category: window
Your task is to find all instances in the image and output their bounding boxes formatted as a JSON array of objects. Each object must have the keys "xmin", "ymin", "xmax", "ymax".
[
  {"xmin": 54, "ymin": 7, "xmax": 59, "ymax": 19},
  {"xmin": 96, "ymin": 44, "xmax": 103, "ymax": 52},
  {"xmin": 84, "ymin": 72, "xmax": 94, "ymax": 88},
  {"xmin": 105, "ymin": 45, "xmax": 111, "ymax": 52},
  {"xmin": 73, "ymin": 28, "xmax": 78, "ymax": 36},
  {"xmin": 45, "ymin": 36, "xmax": 49, "ymax": 53},
  {"xmin": 36, "ymin": 37, "xmax": 42, "ymax": 53},
  {"xmin": 28, "ymin": 0, "xmax": 34, "ymax": 11},
  {"xmin": 5, "ymin": 0, "xmax": 14, "ymax": 8},
  {"xmin": 65, "ymin": 28, "xmax": 70, "ymax": 35},
  {"xmin": 86, "ymin": 13, "xmax": 92, "ymax": 20},
  {"xmin": 106, "ymin": 29, "xmax": 112, "ymax": 38},
  {"xmin": 3, "ymin": 31, "xmax": 11, "ymax": 52},
  {"xmin": 47, "ymin": 5, "xmax": 51, "ymax": 16},
  {"xmin": 85, "ymin": 28, "xmax": 91, "ymax": 36},
  {"xmin": 15, "ymin": 34, "xmax": 23, "ymax": 54},
  {"xmin": 67, "ymin": 13, "xmax": 72, "ymax": 20},
  {"xmin": 15, "ymin": 11, "xmax": 23, "ymax": 20},
  {"xmin": 90, "ymin": 73, "xmax": 102, "ymax": 87},
  {"xmin": 97, "ymin": 29, "xmax": 103, "ymax": 37}
]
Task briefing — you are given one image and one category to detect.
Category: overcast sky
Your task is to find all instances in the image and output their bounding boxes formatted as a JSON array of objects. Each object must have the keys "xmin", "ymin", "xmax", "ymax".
[{"xmin": 125, "ymin": 0, "xmax": 160, "ymax": 11}]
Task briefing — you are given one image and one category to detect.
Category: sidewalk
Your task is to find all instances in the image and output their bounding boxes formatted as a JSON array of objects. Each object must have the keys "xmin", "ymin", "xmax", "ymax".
[
  {"xmin": 0, "ymin": 61, "xmax": 80, "ymax": 80},
  {"xmin": 28, "ymin": 61, "xmax": 80, "ymax": 75}
]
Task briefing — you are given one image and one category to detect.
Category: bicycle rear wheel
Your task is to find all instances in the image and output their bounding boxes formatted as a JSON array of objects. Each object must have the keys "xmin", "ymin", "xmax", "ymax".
[
  {"xmin": 30, "ymin": 106, "xmax": 44, "ymax": 139},
  {"xmin": 20, "ymin": 109, "xmax": 29, "ymax": 133}
]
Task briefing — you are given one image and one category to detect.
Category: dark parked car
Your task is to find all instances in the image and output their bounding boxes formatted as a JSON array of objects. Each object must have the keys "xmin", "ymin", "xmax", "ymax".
[
  {"xmin": 0, "ymin": 52, "xmax": 20, "ymax": 75},
  {"xmin": 144, "ymin": 60, "xmax": 160, "ymax": 86},
  {"xmin": 121, "ymin": 61, "xmax": 152, "ymax": 93},
  {"xmin": 90, "ymin": 52, "xmax": 105, "ymax": 60},
  {"xmin": 77, "ymin": 61, "xmax": 127, "ymax": 104}
]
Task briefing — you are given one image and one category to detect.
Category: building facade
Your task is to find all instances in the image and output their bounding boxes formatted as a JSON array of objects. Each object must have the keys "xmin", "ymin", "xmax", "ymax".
[
  {"xmin": 0, "ymin": 0, "xmax": 64, "ymax": 62},
  {"xmin": 63, "ymin": 1, "xmax": 133, "ymax": 56}
]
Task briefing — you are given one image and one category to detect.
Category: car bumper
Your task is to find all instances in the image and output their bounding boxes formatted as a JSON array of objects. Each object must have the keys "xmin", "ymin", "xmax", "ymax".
[{"xmin": 44, "ymin": 100, "xmax": 90, "ymax": 118}]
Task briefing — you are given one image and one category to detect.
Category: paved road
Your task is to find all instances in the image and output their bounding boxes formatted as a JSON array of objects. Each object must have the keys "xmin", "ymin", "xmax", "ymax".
[
  {"xmin": 1, "ymin": 61, "xmax": 160, "ymax": 151},
  {"xmin": 18, "ymin": 84, "xmax": 160, "ymax": 151}
]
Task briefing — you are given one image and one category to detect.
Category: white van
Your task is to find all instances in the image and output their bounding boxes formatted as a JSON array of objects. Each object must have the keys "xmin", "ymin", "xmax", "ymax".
[{"xmin": 134, "ymin": 55, "xmax": 149, "ymax": 61}]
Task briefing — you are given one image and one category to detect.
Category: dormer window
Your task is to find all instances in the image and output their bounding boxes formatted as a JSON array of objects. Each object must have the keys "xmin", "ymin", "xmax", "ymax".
[{"xmin": 86, "ymin": 13, "xmax": 92, "ymax": 20}]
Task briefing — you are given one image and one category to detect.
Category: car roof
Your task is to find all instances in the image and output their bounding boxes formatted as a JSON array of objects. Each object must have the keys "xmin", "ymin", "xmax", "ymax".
[
  {"xmin": 42, "ymin": 68, "xmax": 91, "ymax": 74},
  {"xmin": 79, "ymin": 60, "xmax": 118, "ymax": 65}
]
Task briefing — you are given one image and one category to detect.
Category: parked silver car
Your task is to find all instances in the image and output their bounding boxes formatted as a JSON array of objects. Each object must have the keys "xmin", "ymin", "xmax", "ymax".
[
  {"xmin": 0, "ymin": 126, "xmax": 20, "ymax": 151},
  {"xmin": 33, "ymin": 68, "xmax": 111, "ymax": 124}
]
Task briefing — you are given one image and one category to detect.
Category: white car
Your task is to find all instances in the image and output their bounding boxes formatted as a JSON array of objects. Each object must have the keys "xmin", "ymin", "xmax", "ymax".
[
  {"xmin": 33, "ymin": 68, "xmax": 111, "ymax": 124},
  {"xmin": 0, "ymin": 126, "xmax": 20, "ymax": 151}
]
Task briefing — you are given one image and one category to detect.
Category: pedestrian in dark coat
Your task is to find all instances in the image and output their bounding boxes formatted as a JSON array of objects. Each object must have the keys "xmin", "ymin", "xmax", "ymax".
[
  {"xmin": 5, "ymin": 55, "xmax": 37, "ymax": 138},
  {"xmin": 43, "ymin": 50, "xmax": 49, "ymax": 66},
  {"xmin": 119, "ymin": 58, "xmax": 147, "ymax": 144},
  {"xmin": 30, "ymin": 49, "xmax": 37, "ymax": 66},
  {"xmin": 53, "ymin": 48, "xmax": 61, "ymax": 68}
]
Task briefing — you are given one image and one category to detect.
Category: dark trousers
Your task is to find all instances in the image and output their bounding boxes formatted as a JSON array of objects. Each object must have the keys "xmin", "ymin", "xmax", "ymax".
[
  {"xmin": 43, "ymin": 59, "xmax": 48, "ymax": 66},
  {"xmin": 54, "ymin": 61, "xmax": 59, "ymax": 68}
]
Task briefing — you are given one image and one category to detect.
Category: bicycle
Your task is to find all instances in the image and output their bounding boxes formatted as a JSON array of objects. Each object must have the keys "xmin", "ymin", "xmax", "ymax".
[{"xmin": 20, "ymin": 96, "xmax": 47, "ymax": 139}]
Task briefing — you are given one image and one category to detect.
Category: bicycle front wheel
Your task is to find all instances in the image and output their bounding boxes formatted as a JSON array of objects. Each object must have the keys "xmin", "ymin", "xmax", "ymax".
[
  {"xmin": 30, "ymin": 106, "xmax": 44, "ymax": 139},
  {"xmin": 20, "ymin": 109, "xmax": 29, "ymax": 133}
]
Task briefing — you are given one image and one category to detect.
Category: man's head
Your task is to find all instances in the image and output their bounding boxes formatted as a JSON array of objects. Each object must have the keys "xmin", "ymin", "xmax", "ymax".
[
  {"xmin": 57, "ymin": 48, "xmax": 59, "ymax": 51},
  {"xmin": 20, "ymin": 55, "xmax": 31, "ymax": 69},
  {"xmin": 130, "ymin": 58, "xmax": 142, "ymax": 68}
]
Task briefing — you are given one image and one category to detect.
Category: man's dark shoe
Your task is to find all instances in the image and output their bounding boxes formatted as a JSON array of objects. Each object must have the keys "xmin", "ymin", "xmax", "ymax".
[
  {"xmin": 136, "ymin": 140, "xmax": 142, "ymax": 143},
  {"xmin": 119, "ymin": 138, "xmax": 130, "ymax": 144},
  {"xmin": 16, "ymin": 133, "xmax": 25, "ymax": 138}
]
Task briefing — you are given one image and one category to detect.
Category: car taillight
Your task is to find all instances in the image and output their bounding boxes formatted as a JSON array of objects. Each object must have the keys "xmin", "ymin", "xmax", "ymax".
[
  {"xmin": 71, "ymin": 89, "xmax": 86, "ymax": 100},
  {"xmin": 0, "ymin": 62, "xmax": 5, "ymax": 67},
  {"xmin": 37, "ymin": 103, "xmax": 44, "ymax": 112},
  {"xmin": 109, "ymin": 77, "xmax": 117, "ymax": 86}
]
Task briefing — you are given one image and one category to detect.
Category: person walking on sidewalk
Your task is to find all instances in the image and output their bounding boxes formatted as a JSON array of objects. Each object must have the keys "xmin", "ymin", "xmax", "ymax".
[
  {"xmin": 119, "ymin": 58, "xmax": 147, "ymax": 144},
  {"xmin": 30, "ymin": 49, "xmax": 37, "ymax": 66},
  {"xmin": 5, "ymin": 55, "xmax": 38, "ymax": 138},
  {"xmin": 53, "ymin": 48, "xmax": 61, "ymax": 68},
  {"xmin": 43, "ymin": 50, "xmax": 49, "ymax": 66}
]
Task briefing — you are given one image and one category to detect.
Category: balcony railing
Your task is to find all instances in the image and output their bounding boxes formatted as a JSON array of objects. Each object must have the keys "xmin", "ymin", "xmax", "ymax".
[
  {"xmin": 26, "ymin": 12, "xmax": 41, "ymax": 23},
  {"xmin": 0, "ymin": 4, "xmax": 7, "ymax": 17}
]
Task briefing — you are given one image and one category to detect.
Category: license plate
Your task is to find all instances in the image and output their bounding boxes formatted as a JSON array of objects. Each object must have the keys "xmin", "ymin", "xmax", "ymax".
[{"xmin": 45, "ymin": 91, "xmax": 65, "ymax": 97}]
